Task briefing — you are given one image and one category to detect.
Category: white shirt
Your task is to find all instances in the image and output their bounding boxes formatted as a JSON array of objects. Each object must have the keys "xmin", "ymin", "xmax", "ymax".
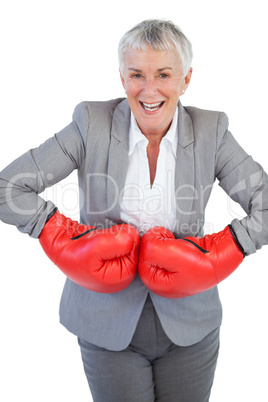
[{"xmin": 120, "ymin": 107, "xmax": 178, "ymax": 235}]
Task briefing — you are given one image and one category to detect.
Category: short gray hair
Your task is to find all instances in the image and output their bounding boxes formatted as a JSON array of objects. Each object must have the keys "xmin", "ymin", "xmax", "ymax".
[{"xmin": 118, "ymin": 19, "xmax": 193, "ymax": 77}]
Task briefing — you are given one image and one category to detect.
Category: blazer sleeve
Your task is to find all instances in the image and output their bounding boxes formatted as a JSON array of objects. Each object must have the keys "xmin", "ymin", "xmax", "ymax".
[
  {"xmin": 0, "ymin": 102, "xmax": 87, "ymax": 238},
  {"xmin": 215, "ymin": 112, "xmax": 268, "ymax": 255}
]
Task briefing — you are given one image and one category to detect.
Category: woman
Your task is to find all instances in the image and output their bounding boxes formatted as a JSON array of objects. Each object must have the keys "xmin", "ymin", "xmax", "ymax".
[{"xmin": 0, "ymin": 19, "xmax": 267, "ymax": 402}]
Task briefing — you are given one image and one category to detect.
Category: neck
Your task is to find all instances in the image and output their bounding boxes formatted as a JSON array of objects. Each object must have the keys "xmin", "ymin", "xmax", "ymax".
[{"xmin": 139, "ymin": 122, "xmax": 172, "ymax": 144}]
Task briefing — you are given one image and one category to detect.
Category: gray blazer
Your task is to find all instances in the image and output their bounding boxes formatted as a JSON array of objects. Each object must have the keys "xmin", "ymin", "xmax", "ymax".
[{"xmin": 1, "ymin": 98, "xmax": 268, "ymax": 350}]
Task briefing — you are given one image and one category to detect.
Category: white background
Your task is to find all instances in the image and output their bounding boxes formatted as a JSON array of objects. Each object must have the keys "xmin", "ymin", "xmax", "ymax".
[{"xmin": 0, "ymin": 0, "xmax": 267, "ymax": 401}]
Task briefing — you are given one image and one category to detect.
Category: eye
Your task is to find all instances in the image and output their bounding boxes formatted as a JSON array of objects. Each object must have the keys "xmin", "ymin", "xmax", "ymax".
[
  {"xmin": 159, "ymin": 73, "xmax": 170, "ymax": 79},
  {"xmin": 131, "ymin": 73, "xmax": 143, "ymax": 79}
]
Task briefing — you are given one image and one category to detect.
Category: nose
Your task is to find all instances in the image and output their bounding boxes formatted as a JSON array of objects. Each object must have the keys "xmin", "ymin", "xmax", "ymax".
[{"xmin": 143, "ymin": 78, "xmax": 158, "ymax": 97}]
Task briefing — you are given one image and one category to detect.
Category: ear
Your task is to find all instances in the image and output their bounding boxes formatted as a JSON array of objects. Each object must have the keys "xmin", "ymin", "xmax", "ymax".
[
  {"xmin": 119, "ymin": 68, "xmax": 126, "ymax": 90},
  {"xmin": 182, "ymin": 67, "xmax": 193, "ymax": 93}
]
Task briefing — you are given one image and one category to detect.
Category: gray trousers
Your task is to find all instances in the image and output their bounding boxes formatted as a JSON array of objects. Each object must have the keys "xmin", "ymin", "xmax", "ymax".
[{"xmin": 78, "ymin": 295, "xmax": 220, "ymax": 402}]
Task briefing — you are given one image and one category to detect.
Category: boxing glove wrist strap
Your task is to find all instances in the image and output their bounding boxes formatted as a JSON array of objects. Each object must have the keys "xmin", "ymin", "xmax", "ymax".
[
  {"xmin": 228, "ymin": 224, "xmax": 246, "ymax": 257},
  {"xmin": 45, "ymin": 207, "xmax": 58, "ymax": 223}
]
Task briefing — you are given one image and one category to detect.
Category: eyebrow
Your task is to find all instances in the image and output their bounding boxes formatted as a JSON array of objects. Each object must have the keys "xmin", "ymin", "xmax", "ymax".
[{"xmin": 128, "ymin": 67, "xmax": 173, "ymax": 72}]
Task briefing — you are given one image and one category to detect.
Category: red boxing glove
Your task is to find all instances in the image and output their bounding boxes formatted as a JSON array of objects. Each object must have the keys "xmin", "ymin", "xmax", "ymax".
[
  {"xmin": 39, "ymin": 210, "xmax": 140, "ymax": 293},
  {"xmin": 138, "ymin": 225, "xmax": 244, "ymax": 298}
]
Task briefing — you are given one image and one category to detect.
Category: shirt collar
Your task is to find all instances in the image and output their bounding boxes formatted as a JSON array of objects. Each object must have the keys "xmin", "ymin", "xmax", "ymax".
[{"xmin": 128, "ymin": 107, "xmax": 178, "ymax": 156}]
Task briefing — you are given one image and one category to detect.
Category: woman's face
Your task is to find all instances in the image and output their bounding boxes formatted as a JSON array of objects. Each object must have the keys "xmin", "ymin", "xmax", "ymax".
[{"xmin": 120, "ymin": 46, "xmax": 192, "ymax": 138}]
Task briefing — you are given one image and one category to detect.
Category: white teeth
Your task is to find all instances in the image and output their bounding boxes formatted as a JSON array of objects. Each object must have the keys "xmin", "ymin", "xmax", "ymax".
[
  {"xmin": 143, "ymin": 102, "xmax": 162, "ymax": 107},
  {"xmin": 142, "ymin": 101, "xmax": 163, "ymax": 111}
]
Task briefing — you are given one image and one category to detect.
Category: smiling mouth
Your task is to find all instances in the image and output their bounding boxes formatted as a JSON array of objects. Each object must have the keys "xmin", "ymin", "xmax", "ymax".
[{"xmin": 140, "ymin": 101, "xmax": 165, "ymax": 112}]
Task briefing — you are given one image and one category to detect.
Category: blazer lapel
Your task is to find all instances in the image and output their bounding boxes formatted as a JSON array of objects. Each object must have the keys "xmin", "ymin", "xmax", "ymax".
[
  {"xmin": 107, "ymin": 99, "xmax": 130, "ymax": 222},
  {"xmin": 174, "ymin": 102, "xmax": 195, "ymax": 237}
]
